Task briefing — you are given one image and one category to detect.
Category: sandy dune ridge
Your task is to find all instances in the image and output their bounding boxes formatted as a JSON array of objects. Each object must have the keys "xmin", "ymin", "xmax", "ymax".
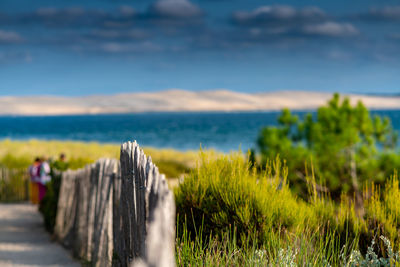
[{"xmin": 0, "ymin": 90, "xmax": 399, "ymax": 115}]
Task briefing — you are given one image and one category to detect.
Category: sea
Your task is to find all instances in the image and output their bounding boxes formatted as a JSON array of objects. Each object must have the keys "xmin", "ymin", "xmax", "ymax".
[{"xmin": 0, "ymin": 110, "xmax": 399, "ymax": 152}]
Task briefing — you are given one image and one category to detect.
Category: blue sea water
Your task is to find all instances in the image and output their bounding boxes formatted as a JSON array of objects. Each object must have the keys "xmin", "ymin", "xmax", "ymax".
[{"xmin": 0, "ymin": 110, "xmax": 399, "ymax": 152}]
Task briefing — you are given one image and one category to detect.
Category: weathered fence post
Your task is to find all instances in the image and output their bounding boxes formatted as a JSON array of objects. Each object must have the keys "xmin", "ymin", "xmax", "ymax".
[{"xmin": 115, "ymin": 141, "xmax": 176, "ymax": 267}]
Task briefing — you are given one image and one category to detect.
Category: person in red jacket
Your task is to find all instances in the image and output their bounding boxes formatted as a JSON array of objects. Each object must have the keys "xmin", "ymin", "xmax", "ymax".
[{"xmin": 28, "ymin": 158, "xmax": 41, "ymax": 204}]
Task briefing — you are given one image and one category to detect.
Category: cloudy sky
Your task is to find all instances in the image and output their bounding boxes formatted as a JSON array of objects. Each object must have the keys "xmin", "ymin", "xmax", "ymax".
[{"xmin": 1, "ymin": 0, "xmax": 399, "ymax": 96}]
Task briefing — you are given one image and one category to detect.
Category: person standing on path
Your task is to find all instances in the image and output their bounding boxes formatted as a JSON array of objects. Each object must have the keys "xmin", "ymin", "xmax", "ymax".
[
  {"xmin": 52, "ymin": 153, "xmax": 69, "ymax": 171},
  {"xmin": 28, "ymin": 157, "xmax": 41, "ymax": 204},
  {"xmin": 38, "ymin": 157, "xmax": 51, "ymax": 202}
]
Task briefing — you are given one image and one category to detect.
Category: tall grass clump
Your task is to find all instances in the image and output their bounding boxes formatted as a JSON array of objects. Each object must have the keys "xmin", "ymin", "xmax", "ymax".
[
  {"xmin": 175, "ymin": 151, "xmax": 312, "ymax": 245},
  {"xmin": 174, "ymin": 151, "xmax": 353, "ymax": 265},
  {"xmin": 362, "ymin": 173, "xmax": 400, "ymax": 256}
]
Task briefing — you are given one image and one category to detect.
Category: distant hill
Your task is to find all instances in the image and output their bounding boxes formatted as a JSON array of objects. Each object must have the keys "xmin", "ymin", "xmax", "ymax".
[{"xmin": 1, "ymin": 90, "xmax": 399, "ymax": 115}]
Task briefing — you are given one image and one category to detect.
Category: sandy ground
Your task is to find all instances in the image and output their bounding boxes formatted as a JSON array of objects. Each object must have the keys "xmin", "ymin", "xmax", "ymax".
[{"xmin": 0, "ymin": 203, "xmax": 80, "ymax": 267}]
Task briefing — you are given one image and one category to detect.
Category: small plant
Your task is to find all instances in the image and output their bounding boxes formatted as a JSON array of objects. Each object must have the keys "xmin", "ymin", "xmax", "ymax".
[
  {"xmin": 342, "ymin": 236, "xmax": 400, "ymax": 267},
  {"xmin": 274, "ymin": 247, "xmax": 298, "ymax": 267},
  {"xmin": 251, "ymin": 249, "xmax": 267, "ymax": 265}
]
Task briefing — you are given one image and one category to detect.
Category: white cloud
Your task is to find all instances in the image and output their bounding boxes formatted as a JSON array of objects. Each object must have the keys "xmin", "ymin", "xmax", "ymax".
[
  {"xmin": 303, "ymin": 22, "xmax": 359, "ymax": 37},
  {"xmin": 36, "ymin": 7, "xmax": 85, "ymax": 17},
  {"xmin": 233, "ymin": 5, "xmax": 326, "ymax": 25},
  {"xmin": 389, "ymin": 33, "xmax": 400, "ymax": 40},
  {"xmin": 150, "ymin": 0, "xmax": 203, "ymax": 19},
  {"xmin": 368, "ymin": 6, "xmax": 400, "ymax": 20},
  {"xmin": 100, "ymin": 41, "xmax": 162, "ymax": 53},
  {"xmin": 119, "ymin": 6, "xmax": 136, "ymax": 17},
  {"xmin": 0, "ymin": 30, "xmax": 23, "ymax": 43},
  {"xmin": 0, "ymin": 51, "xmax": 31, "ymax": 63}
]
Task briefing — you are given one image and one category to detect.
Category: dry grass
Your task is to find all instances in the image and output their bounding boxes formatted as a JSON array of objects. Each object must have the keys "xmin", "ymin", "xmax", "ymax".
[{"xmin": 0, "ymin": 139, "xmax": 214, "ymax": 178}]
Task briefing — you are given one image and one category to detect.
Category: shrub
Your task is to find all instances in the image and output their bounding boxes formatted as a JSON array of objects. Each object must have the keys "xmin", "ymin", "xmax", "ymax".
[
  {"xmin": 256, "ymin": 94, "xmax": 398, "ymax": 200},
  {"xmin": 363, "ymin": 173, "xmax": 400, "ymax": 256},
  {"xmin": 175, "ymin": 151, "xmax": 313, "ymax": 245},
  {"xmin": 342, "ymin": 236, "xmax": 400, "ymax": 266}
]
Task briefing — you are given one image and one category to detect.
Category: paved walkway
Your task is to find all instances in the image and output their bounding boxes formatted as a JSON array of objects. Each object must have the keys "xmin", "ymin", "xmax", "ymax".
[{"xmin": 0, "ymin": 203, "xmax": 80, "ymax": 267}]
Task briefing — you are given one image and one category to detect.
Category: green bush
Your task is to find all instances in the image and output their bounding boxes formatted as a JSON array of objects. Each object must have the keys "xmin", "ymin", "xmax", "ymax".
[
  {"xmin": 175, "ymin": 151, "xmax": 315, "ymax": 246},
  {"xmin": 256, "ymin": 94, "xmax": 399, "ymax": 200}
]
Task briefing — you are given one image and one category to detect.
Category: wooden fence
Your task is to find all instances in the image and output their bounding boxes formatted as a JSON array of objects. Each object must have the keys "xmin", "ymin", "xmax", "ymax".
[
  {"xmin": 54, "ymin": 141, "xmax": 175, "ymax": 267},
  {"xmin": 0, "ymin": 167, "xmax": 29, "ymax": 202}
]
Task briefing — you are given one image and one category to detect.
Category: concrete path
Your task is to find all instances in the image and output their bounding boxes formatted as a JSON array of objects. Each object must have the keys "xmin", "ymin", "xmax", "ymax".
[{"xmin": 0, "ymin": 203, "xmax": 80, "ymax": 267}]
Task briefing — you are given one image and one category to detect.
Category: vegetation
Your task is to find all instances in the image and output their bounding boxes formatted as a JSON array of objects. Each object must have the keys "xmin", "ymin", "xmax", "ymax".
[
  {"xmin": 176, "ymin": 229, "xmax": 400, "ymax": 266},
  {"xmin": 175, "ymin": 152, "xmax": 400, "ymax": 266},
  {"xmin": 0, "ymin": 167, "xmax": 28, "ymax": 202},
  {"xmin": 0, "ymin": 140, "xmax": 119, "ymax": 167},
  {"xmin": 0, "ymin": 139, "xmax": 198, "ymax": 181},
  {"xmin": 256, "ymin": 94, "xmax": 398, "ymax": 201}
]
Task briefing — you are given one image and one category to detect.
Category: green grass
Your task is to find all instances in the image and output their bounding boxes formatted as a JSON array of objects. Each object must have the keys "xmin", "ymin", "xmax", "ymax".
[
  {"xmin": 0, "ymin": 167, "xmax": 29, "ymax": 202},
  {"xmin": 176, "ymin": 225, "xmax": 399, "ymax": 266},
  {"xmin": 175, "ymin": 214, "xmax": 360, "ymax": 266}
]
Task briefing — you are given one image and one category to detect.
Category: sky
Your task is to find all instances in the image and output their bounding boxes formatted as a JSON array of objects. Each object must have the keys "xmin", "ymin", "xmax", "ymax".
[{"xmin": 0, "ymin": 0, "xmax": 399, "ymax": 96}]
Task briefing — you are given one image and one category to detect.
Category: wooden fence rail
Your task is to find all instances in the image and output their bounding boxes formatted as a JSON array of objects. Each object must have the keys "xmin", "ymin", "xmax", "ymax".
[{"xmin": 54, "ymin": 141, "xmax": 175, "ymax": 267}]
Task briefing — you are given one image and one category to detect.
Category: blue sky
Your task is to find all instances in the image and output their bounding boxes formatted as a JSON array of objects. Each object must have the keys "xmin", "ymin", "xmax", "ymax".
[{"xmin": 0, "ymin": 0, "xmax": 399, "ymax": 96}]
